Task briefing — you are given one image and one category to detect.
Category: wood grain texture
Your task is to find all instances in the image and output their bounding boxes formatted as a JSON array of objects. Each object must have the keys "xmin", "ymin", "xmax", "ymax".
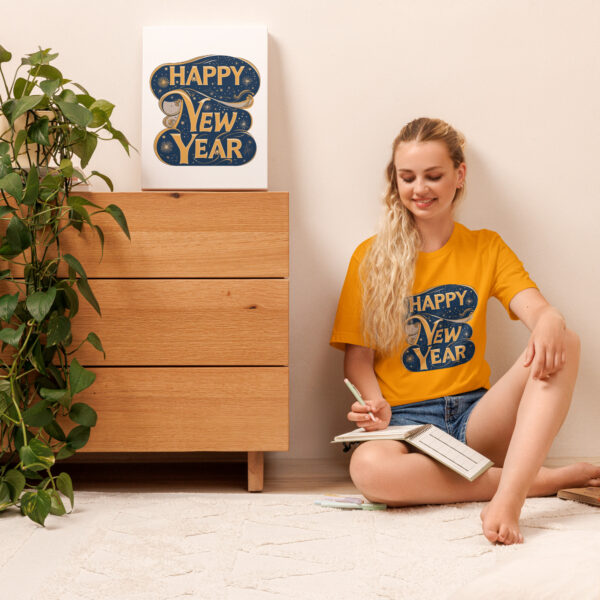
[
  {"xmin": 58, "ymin": 192, "xmax": 289, "ymax": 278},
  {"xmin": 247, "ymin": 451, "xmax": 265, "ymax": 492},
  {"xmin": 71, "ymin": 279, "xmax": 288, "ymax": 366},
  {"xmin": 58, "ymin": 367, "xmax": 289, "ymax": 452}
]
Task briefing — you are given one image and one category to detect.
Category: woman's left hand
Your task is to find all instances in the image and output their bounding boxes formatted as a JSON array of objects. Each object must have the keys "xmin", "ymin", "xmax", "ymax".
[{"xmin": 523, "ymin": 307, "xmax": 567, "ymax": 380}]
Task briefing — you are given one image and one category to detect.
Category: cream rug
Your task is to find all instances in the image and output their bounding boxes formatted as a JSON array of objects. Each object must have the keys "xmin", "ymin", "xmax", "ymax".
[{"xmin": 2, "ymin": 492, "xmax": 600, "ymax": 600}]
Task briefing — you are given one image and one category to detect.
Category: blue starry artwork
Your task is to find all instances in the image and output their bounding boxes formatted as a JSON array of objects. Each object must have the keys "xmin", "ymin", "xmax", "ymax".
[
  {"xmin": 403, "ymin": 284, "xmax": 478, "ymax": 372},
  {"xmin": 149, "ymin": 55, "xmax": 260, "ymax": 166}
]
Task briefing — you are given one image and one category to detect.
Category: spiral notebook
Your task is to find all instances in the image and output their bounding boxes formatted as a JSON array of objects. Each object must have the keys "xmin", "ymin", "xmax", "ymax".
[{"xmin": 332, "ymin": 424, "xmax": 493, "ymax": 482}]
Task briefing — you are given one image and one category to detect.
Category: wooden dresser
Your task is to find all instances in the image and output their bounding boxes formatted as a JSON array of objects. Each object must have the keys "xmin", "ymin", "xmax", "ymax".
[{"xmin": 62, "ymin": 191, "xmax": 289, "ymax": 491}]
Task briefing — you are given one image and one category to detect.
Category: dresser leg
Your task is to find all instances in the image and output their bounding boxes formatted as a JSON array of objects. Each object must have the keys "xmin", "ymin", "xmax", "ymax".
[{"xmin": 247, "ymin": 451, "xmax": 264, "ymax": 492}]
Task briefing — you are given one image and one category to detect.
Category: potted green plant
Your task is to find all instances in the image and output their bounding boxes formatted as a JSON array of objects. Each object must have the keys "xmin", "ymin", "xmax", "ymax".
[{"xmin": 0, "ymin": 45, "xmax": 132, "ymax": 525}]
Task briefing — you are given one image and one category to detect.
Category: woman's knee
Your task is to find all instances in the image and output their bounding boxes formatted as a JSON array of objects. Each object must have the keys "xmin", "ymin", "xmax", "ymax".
[
  {"xmin": 349, "ymin": 440, "xmax": 408, "ymax": 491},
  {"xmin": 565, "ymin": 329, "xmax": 581, "ymax": 358}
]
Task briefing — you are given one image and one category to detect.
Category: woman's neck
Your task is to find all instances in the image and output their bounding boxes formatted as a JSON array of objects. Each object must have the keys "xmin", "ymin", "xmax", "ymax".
[{"xmin": 417, "ymin": 218, "xmax": 455, "ymax": 252}]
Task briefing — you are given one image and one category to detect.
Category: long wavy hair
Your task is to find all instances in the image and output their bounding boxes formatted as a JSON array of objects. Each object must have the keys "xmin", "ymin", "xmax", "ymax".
[{"xmin": 359, "ymin": 117, "xmax": 466, "ymax": 357}]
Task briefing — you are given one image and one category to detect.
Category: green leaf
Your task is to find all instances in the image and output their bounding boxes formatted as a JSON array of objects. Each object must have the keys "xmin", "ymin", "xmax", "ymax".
[
  {"xmin": 56, "ymin": 445, "xmax": 75, "ymax": 460},
  {"xmin": 14, "ymin": 77, "xmax": 35, "ymax": 99},
  {"xmin": 59, "ymin": 158, "xmax": 74, "ymax": 177},
  {"xmin": 86, "ymin": 332, "xmax": 105, "ymax": 358},
  {"xmin": 0, "ymin": 205, "xmax": 14, "ymax": 218},
  {"xmin": 25, "ymin": 48, "xmax": 59, "ymax": 66},
  {"xmin": 20, "ymin": 489, "xmax": 51, "ymax": 526},
  {"xmin": 77, "ymin": 277, "xmax": 101, "ymax": 315},
  {"xmin": 104, "ymin": 204, "xmax": 130, "ymax": 240},
  {"xmin": 30, "ymin": 340, "xmax": 47, "ymax": 375},
  {"xmin": 0, "ymin": 390, "xmax": 9, "ymax": 418},
  {"xmin": 55, "ymin": 98, "xmax": 92, "ymax": 128},
  {"xmin": 26, "ymin": 287, "xmax": 56, "ymax": 322},
  {"xmin": 57, "ymin": 282, "xmax": 79, "ymax": 318},
  {"xmin": 0, "ymin": 141, "xmax": 9, "ymax": 155},
  {"xmin": 90, "ymin": 99, "xmax": 115, "ymax": 119},
  {"xmin": 40, "ymin": 78, "xmax": 60, "ymax": 97},
  {"xmin": 0, "ymin": 172, "xmax": 24, "ymax": 202},
  {"xmin": 14, "ymin": 129, "xmax": 28, "ymax": 156},
  {"xmin": 69, "ymin": 358, "xmax": 96, "ymax": 395},
  {"xmin": 0, "ymin": 292, "xmax": 19, "ymax": 321},
  {"xmin": 76, "ymin": 94, "xmax": 95, "ymax": 108},
  {"xmin": 69, "ymin": 402, "xmax": 97, "ymax": 427},
  {"xmin": 0, "ymin": 323, "xmax": 25, "ymax": 346},
  {"xmin": 22, "ymin": 165, "xmax": 40, "ymax": 206},
  {"xmin": 49, "ymin": 489, "xmax": 67, "ymax": 516},
  {"xmin": 29, "ymin": 64, "xmax": 63, "ymax": 80},
  {"xmin": 56, "ymin": 472, "xmax": 74, "ymax": 508},
  {"xmin": 23, "ymin": 400, "xmax": 53, "ymax": 427},
  {"xmin": 94, "ymin": 225, "xmax": 105, "ymax": 260},
  {"xmin": 40, "ymin": 387, "xmax": 70, "ymax": 404},
  {"xmin": 88, "ymin": 108, "xmax": 107, "ymax": 129},
  {"xmin": 46, "ymin": 314, "xmax": 71, "ymax": 346},
  {"xmin": 19, "ymin": 438, "xmax": 55, "ymax": 471},
  {"xmin": 66, "ymin": 425, "xmax": 90, "ymax": 450},
  {"xmin": 0, "ymin": 45, "xmax": 12, "ymax": 63},
  {"xmin": 107, "ymin": 125, "xmax": 132, "ymax": 155},
  {"xmin": 72, "ymin": 131, "xmax": 97, "ymax": 169},
  {"xmin": 3, "ymin": 469, "xmax": 26, "ymax": 502},
  {"xmin": 6, "ymin": 216, "xmax": 31, "ymax": 251},
  {"xmin": 0, "ymin": 482, "xmax": 11, "ymax": 510},
  {"xmin": 62, "ymin": 253, "xmax": 87, "ymax": 280},
  {"xmin": 43, "ymin": 420, "xmax": 67, "ymax": 442},
  {"xmin": 2, "ymin": 95, "xmax": 44, "ymax": 125},
  {"xmin": 27, "ymin": 116, "xmax": 50, "ymax": 146},
  {"xmin": 58, "ymin": 88, "xmax": 77, "ymax": 103}
]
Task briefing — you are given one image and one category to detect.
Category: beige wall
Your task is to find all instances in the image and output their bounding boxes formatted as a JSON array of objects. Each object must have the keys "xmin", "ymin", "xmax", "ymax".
[{"xmin": 6, "ymin": 0, "xmax": 599, "ymax": 464}]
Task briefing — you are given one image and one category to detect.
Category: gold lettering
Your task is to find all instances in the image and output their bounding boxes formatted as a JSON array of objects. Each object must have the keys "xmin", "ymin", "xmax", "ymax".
[
  {"xmin": 199, "ymin": 112, "xmax": 213, "ymax": 132},
  {"xmin": 445, "ymin": 327, "xmax": 461, "ymax": 343},
  {"xmin": 230, "ymin": 65, "xmax": 244, "ymax": 85},
  {"xmin": 455, "ymin": 345, "xmax": 466, "ymax": 360},
  {"xmin": 227, "ymin": 138, "xmax": 242, "ymax": 159},
  {"xmin": 171, "ymin": 133, "xmax": 197, "ymax": 164},
  {"xmin": 430, "ymin": 348, "xmax": 441, "ymax": 364},
  {"xmin": 214, "ymin": 112, "xmax": 237, "ymax": 132},
  {"xmin": 217, "ymin": 65, "xmax": 231, "ymax": 85},
  {"xmin": 408, "ymin": 315, "xmax": 443, "ymax": 347},
  {"xmin": 194, "ymin": 138, "xmax": 208, "ymax": 158},
  {"xmin": 422, "ymin": 295, "xmax": 435, "ymax": 311},
  {"xmin": 208, "ymin": 138, "xmax": 226, "ymax": 159},
  {"xmin": 434, "ymin": 293, "xmax": 445, "ymax": 310},
  {"xmin": 408, "ymin": 296, "xmax": 421, "ymax": 314},
  {"xmin": 203, "ymin": 65, "xmax": 217, "ymax": 83},
  {"xmin": 445, "ymin": 292, "xmax": 456, "ymax": 308},
  {"xmin": 455, "ymin": 289, "xmax": 468, "ymax": 305},
  {"xmin": 442, "ymin": 347, "xmax": 456, "ymax": 363},
  {"xmin": 433, "ymin": 329, "xmax": 444, "ymax": 344},
  {"xmin": 169, "ymin": 65, "xmax": 186, "ymax": 86},
  {"xmin": 186, "ymin": 66, "xmax": 203, "ymax": 85},
  {"xmin": 412, "ymin": 347, "xmax": 431, "ymax": 371}
]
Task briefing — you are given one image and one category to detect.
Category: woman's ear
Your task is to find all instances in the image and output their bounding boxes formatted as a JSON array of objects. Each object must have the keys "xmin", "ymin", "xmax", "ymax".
[{"xmin": 457, "ymin": 162, "xmax": 466, "ymax": 187}]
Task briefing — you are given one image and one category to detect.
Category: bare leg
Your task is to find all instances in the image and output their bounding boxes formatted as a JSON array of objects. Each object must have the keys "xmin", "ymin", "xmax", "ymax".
[
  {"xmin": 349, "ymin": 330, "xmax": 595, "ymax": 545},
  {"xmin": 350, "ymin": 440, "xmax": 600, "ymax": 508},
  {"xmin": 466, "ymin": 329, "xmax": 581, "ymax": 544}
]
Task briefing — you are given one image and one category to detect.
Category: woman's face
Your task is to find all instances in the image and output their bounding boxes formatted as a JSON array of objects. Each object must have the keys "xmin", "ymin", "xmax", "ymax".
[{"xmin": 394, "ymin": 140, "xmax": 466, "ymax": 225}]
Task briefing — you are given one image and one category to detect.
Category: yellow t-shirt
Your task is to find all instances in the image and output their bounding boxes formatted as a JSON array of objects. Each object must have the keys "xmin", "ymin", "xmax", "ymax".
[{"xmin": 330, "ymin": 222, "xmax": 537, "ymax": 406}]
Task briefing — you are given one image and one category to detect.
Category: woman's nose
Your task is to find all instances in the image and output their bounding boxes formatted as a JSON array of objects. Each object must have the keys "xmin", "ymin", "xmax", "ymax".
[{"xmin": 414, "ymin": 177, "xmax": 430, "ymax": 195}]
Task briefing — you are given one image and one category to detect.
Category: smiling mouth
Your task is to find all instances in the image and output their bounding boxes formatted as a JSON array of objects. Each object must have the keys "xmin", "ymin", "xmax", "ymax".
[{"xmin": 413, "ymin": 198, "xmax": 436, "ymax": 207}]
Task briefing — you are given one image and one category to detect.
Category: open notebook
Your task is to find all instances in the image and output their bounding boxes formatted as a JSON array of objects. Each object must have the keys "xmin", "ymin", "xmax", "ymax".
[{"xmin": 332, "ymin": 424, "xmax": 493, "ymax": 482}]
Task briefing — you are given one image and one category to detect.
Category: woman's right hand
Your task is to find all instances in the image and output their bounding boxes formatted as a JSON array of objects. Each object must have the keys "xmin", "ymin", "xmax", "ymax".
[{"xmin": 347, "ymin": 396, "xmax": 391, "ymax": 431}]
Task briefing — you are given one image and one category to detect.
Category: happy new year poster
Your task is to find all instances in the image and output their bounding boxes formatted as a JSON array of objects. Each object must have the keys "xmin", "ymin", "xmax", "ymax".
[{"xmin": 141, "ymin": 26, "xmax": 267, "ymax": 190}]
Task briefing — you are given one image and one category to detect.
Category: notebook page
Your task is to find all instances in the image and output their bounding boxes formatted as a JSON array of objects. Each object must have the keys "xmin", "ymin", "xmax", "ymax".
[
  {"xmin": 408, "ymin": 426, "xmax": 492, "ymax": 480},
  {"xmin": 333, "ymin": 425, "xmax": 428, "ymax": 442}
]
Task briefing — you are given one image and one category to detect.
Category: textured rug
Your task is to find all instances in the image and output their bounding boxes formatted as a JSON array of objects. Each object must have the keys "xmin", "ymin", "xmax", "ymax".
[{"xmin": 2, "ymin": 492, "xmax": 600, "ymax": 600}]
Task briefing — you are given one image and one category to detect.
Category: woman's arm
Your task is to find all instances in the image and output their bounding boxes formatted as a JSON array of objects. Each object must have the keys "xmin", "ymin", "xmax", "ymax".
[
  {"xmin": 344, "ymin": 343, "xmax": 391, "ymax": 430},
  {"xmin": 509, "ymin": 287, "xmax": 567, "ymax": 380}
]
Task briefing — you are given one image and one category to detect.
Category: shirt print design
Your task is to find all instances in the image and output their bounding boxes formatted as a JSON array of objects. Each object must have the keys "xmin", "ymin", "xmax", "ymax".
[{"xmin": 402, "ymin": 284, "xmax": 477, "ymax": 372}]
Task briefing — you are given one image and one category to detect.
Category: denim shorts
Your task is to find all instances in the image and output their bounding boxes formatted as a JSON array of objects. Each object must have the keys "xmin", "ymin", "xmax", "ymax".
[{"xmin": 388, "ymin": 388, "xmax": 488, "ymax": 445}]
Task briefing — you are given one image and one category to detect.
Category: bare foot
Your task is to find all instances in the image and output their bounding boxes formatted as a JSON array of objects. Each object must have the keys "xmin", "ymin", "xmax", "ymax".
[
  {"xmin": 480, "ymin": 493, "xmax": 525, "ymax": 545},
  {"xmin": 551, "ymin": 462, "xmax": 600, "ymax": 489}
]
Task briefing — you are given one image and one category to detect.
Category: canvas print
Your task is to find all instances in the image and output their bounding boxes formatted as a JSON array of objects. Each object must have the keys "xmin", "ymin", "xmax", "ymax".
[{"xmin": 142, "ymin": 26, "xmax": 267, "ymax": 190}]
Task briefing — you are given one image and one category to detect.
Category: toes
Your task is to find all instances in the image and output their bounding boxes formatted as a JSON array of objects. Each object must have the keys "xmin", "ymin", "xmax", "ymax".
[{"xmin": 483, "ymin": 527, "xmax": 498, "ymax": 544}]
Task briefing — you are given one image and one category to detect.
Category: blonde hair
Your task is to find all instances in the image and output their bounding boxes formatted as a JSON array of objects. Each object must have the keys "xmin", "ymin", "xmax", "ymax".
[{"xmin": 359, "ymin": 117, "xmax": 466, "ymax": 357}]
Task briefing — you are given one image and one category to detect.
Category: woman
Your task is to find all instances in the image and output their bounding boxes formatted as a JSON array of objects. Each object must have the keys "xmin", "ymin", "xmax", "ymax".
[{"xmin": 330, "ymin": 117, "xmax": 600, "ymax": 545}]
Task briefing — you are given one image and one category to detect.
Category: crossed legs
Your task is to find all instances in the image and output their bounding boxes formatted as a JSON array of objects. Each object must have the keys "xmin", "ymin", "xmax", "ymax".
[{"xmin": 349, "ymin": 330, "xmax": 600, "ymax": 544}]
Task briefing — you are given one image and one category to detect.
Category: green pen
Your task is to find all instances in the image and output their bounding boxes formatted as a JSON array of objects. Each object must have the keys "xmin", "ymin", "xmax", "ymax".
[{"xmin": 344, "ymin": 377, "xmax": 376, "ymax": 422}]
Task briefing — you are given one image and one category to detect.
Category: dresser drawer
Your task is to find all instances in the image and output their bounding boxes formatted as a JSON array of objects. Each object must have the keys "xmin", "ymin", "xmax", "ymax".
[{"xmin": 62, "ymin": 367, "xmax": 289, "ymax": 452}]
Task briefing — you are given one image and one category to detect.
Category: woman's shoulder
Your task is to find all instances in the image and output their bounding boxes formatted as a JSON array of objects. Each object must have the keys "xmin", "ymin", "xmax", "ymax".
[
  {"xmin": 454, "ymin": 222, "xmax": 504, "ymax": 246},
  {"xmin": 349, "ymin": 235, "xmax": 376, "ymax": 263}
]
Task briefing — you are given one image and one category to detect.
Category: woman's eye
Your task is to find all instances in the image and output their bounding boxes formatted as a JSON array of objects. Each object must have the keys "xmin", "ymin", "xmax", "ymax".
[
  {"xmin": 427, "ymin": 175, "xmax": 442, "ymax": 181},
  {"xmin": 400, "ymin": 178, "xmax": 414, "ymax": 183}
]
